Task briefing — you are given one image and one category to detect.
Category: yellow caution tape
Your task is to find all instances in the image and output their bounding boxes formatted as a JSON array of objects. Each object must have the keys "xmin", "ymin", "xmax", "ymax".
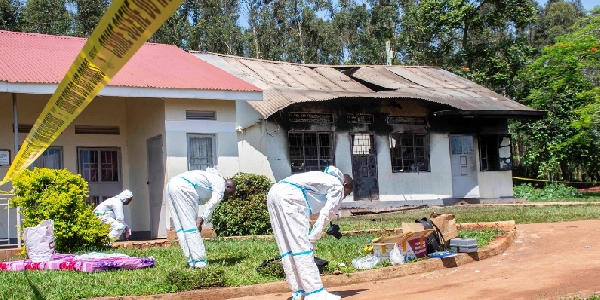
[
  {"xmin": 0, "ymin": 0, "xmax": 184, "ymax": 193},
  {"xmin": 512, "ymin": 177, "xmax": 551, "ymax": 182},
  {"xmin": 513, "ymin": 177, "xmax": 590, "ymax": 184}
]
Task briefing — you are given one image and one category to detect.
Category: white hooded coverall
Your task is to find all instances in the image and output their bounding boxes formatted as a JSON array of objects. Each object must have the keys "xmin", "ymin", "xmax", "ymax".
[
  {"xmin": 94, "ymin": 190, "xmax": 132, "ymax": 239},
  {"xmin": 267, "ymin": 166, "xmax": 345, "ymax": 300},
  {"xmin": 166, "ymin": 168, "xmax": 226, "ymax": 267}
]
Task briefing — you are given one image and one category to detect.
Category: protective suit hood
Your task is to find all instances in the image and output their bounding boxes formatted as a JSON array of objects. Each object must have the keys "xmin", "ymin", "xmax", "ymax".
[
  {"xmin": 115, "ymin": 189, "xmax": 133, "ymax": 202},
  {"xmin": 324, "ymin": 166, "xmax": 344, "ymax": 184}
]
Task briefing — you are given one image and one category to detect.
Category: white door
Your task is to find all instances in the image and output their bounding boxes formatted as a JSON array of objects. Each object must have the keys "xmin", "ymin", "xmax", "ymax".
[
  {"xmin": 450, "ymin": 136, "xmax": 479, "ymax": 198},
  {"xmin": 147, "ymin": 135, "xmax": 166, "ymax": 239}
]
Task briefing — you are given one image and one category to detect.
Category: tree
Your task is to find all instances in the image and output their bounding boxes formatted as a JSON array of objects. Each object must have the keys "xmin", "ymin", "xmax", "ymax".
[
  {"xmin": 187, "ymin": 0, "xmax": 245, "ymax": 55},
  {"xmin": 149, "ymin": 6, "xmax": 190, "ymax": 48},
  {"xmin": 533, "ymin": 0, "xmax": 582, "ymax": 48},
  {"xmin": 331, "ymin": 0, "xmax": 402, "ymax": 65},
  {"xmin": 0, "ymin": 0, "xmax": 21, "ymax": 31},
  {"xmin": 398, "ymin": 0, "xmax": 537, "ymax": 96},
  {"xmin": 513, "ymin": 10, "xmax": 600, "ymax": 181},
  {"xmin": 71, "ymin": 0, "xmax": 109, "ymax": 37},
  {"xmin": 21, "ymin": 0, "xmax": 71, "ymax": 35}
]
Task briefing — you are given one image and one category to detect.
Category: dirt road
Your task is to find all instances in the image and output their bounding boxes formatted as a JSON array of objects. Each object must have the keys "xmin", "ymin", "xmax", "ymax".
[{"xmin": 232, "ymin": 220, "xmax": 600, "ymax": 300}]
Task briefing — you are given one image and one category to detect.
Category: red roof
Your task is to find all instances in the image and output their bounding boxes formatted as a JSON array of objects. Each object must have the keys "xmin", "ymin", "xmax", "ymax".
[{"xmin": 0, "ymin": 30, "xmax": 261, "ymax": 92}]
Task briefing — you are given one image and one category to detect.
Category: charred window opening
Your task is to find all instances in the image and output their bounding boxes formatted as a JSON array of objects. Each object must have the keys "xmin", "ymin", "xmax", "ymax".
[
  {"xmin": 389, "ymin": 133, "xmax": 430, "ymax": 172},
  {"xmin": 289, "ymin": 132, "xmax": 333, "ymax": 173},
  {"xmin": 479, "ymin": 134, "xmax": 512, "ymax": 171}
]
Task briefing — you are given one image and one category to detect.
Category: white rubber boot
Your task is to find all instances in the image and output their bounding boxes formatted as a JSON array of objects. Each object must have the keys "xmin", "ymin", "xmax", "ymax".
[
  {"xmin": 292, "ymin": 291, "xmax": 304, "ymax": 300},
  {"xmin": 189, "ymin": 261, "xmax": 207, "ymax": 268},
  {"xmin": 305, "ymin": 289, "xmax": 341, "ymax": 300}
]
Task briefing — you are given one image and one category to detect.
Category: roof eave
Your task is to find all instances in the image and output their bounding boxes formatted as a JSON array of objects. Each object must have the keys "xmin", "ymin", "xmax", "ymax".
[
  {"xmin": 1, "ymin": 82, "xmax": 263, "ymax": 101},
  {"xmin": 433, "ymin": 109, "xmax": 547, "ymax": 119}
]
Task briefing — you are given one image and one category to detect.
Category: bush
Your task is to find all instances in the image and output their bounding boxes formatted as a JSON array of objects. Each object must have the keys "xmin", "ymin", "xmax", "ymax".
[
  {"xmin": 10, "ymin": 168, "xmax": 110, "ymax": 253},
  {"xmin": 211, "ymin": 173, "xmax": 273, "ymax": 237},
  {"xmin": 513, "ymin": 183, "xmax": 582, "ymax": 201}
]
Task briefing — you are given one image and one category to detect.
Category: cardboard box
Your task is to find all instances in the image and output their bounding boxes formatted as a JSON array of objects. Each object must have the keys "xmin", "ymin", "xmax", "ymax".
[
  {"xmin": 371, "ymin": 235, "xmax": 406, "ymax": 258},
  {"xmin": 371, "ymin": 229, "xmax": 434, "ymax": 261}
]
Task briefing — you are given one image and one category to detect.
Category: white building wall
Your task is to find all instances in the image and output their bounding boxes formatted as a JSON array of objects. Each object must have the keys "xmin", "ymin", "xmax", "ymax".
[
  {"xmin": 164, "ymin": 98, "xmax": 239, "ymax": 227},
  {"xmin": 125, "ymin": 97, "xmax": 166, "ymax": 235},
  {"xmin": 478, "ymin": 171, "xmax": 514, "ymax": 198},
  {"xmin": 372, "ymin": 132, "xmax": 454, "ymax": 201},
  {"xmin": 0, "ymin": 93, "xmax": 131, "ymax": 238},
  {"xmin": 239, "ymin": 119, "xmax": 512, "ymax": 202},
  {"xmin": 0, "ymin": 94, "xmax": 129, "ymax": 182}
]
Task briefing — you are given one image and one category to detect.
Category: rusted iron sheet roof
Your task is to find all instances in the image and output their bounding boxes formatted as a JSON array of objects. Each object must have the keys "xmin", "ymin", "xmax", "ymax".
[{"xmin": 193, "ymin": 53, "xmax": 542, "ymax": 118}]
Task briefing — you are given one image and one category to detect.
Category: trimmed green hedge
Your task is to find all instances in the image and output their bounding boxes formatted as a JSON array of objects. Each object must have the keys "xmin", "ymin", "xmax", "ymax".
[
  {"xmin": 11, "ymin": 168, "xmax": 110, "ymax": 253},
  {"xmin": 211, "ymin": 173, "xmax": 273, "ymax": 237}
]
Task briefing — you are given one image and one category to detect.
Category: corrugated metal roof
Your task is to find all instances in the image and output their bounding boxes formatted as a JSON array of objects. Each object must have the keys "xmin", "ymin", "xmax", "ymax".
[
  {"xmin": 0, "ymin": 30, "xmax": 261, "ymax": 92},
  {"xmin": 193, "ymin": 53, "xmax": 543, "ymax": 118}
]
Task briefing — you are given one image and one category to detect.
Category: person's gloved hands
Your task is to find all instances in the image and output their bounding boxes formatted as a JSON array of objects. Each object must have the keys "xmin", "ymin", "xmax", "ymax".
[{"xmin": 196, "ymin": 217, "xmax": 204, "ymax": 231}]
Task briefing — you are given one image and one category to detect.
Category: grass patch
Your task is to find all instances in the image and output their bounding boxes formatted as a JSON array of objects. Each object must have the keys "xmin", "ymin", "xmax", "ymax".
[
  {"xmin": 459, "ymin": 228, "xmax": 503, "ymax": 248},
  {"xmin": 2, "ymin": 203, "xmax": 598, "ymax": 299},
  {"xmin": 335, "ymin": 204, "xmax": 600, "ymax": 231}
]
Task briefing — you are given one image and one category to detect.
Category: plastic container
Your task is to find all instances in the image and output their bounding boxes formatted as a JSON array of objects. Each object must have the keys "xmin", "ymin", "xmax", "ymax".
[{"xmin": 449, "ymin": 238, "xmax": 478, "ymax": 253}]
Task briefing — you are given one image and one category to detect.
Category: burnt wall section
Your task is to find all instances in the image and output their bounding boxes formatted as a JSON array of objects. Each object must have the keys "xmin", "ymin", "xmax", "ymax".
[{"xmin": 268, "ymin": 97, "xmax": 508, "ymax": 136}]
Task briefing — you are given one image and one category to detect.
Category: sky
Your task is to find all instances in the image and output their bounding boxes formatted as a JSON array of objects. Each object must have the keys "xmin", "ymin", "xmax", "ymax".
[{"xmin": 540, "ymin": 0, "xmax": 598, "ymax": 10}]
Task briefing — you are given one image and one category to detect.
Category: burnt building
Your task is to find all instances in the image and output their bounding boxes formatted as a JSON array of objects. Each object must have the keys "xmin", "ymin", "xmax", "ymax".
[{"xmin": 194, "ymin": 52, "xmax": 545, "ymax": 208}]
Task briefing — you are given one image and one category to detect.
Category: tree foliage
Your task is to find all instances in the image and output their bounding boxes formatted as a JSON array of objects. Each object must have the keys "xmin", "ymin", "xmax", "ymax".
[
  {"xmin": 21, "ymin": 0, "xmax": 71, "ymax": 35},
  {"xmin": 72, "ymin": 0, "xmax": 109, "ymax": 37},
  {"xmin": 513, "ymin": 10, "xmax": 600, "ymax": 181},
  {"xmin": 0, "ymin": 0, "xmax": 21, "ymax": 31}
]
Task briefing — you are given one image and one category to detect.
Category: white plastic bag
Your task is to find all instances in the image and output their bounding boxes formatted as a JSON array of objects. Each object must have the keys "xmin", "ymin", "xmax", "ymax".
[
  {"xmin": 24, "ymin": 219, "xmax": 55, "ymax": 262},
  {"xmin": 389, "ymin": 244, "xmax": 405, "ymax": 266},
  {"xmin": 351, "ymin": 254, "xmax": 381, "ymax": 270}
]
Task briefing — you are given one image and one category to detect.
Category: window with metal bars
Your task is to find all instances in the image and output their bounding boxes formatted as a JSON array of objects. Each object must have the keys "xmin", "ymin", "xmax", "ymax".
[
  {"xmin": 479, "ymin": 134, "xmax": 512, "ymax": 171},
  {"xmin": 187, "ymin": 134, "xmax": 216, "ymax": 171},
  {"xmin": 289, "ymin": 132, "xmax": 333, "ymax": 173},
  {"xmin": 389, "ymin": 133, "xmax": 430, "ymax": 172}
]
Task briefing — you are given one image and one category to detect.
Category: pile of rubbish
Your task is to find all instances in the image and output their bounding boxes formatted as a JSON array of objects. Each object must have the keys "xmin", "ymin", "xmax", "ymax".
[{"xmin": 352, "ymin": 213, "xmax": 477, "ymax": 269}]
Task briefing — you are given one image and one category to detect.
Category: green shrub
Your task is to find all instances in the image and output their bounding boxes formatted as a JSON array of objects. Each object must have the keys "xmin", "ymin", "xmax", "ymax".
[
  {"xmin": 167, "ymin": 266, "xmax": 226, "ymax": 290},
  {"xmin": 10, "ymin": 168, "xmax": 110, "ymax": 253},
  {"xmin": 211, "ymin": 172, "xmax": 273, "ymax": 237},
  {"xmin": 513, "ymin": 183, "xmax": 582, "ymax": 201}
]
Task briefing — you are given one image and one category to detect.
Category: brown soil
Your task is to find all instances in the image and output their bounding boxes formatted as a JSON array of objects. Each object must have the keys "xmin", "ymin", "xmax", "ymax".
[{"xmin": 579, "ymin": 186, "xmax": 600, "ymax": 193}]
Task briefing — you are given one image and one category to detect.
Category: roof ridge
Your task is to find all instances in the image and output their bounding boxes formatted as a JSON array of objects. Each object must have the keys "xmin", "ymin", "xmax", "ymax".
[
  {"xmin": 0, "ymin": 30, "xmax": 87, "ymax": 41},
  {"xmin": 0, "ymin": 30, "xmax": 166, "ymax": 46}
]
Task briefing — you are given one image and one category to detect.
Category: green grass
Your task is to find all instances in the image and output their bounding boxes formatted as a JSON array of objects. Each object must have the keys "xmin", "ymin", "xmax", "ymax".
[
  {"xmin": 458, "ymin": 228, "xmax": 503, "ymax": 248},
  {"xmin": 335, "ymin": 204, "xmax": 600, "ymax": 231},
  {"xmin": 0, "ymin": 234, "xmax": 389, "ymax": 300},
  {"xmin": 3, "ymin": 203, "xmax": 599, "ymax": 299},
  {"xmin": 527, "ymin": 192, "xmax": 600, "ymax": 202}
]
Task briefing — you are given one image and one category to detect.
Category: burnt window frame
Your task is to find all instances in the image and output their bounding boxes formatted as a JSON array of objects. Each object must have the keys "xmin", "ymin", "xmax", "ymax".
[
  {"xmin": 389, "ymin": 132, "xmax": 430, "ymax": 173},
  {"xmin": 288, "ymin": 131, "xmax": 334, "ymax": 174},
  {"xmin": 479, "ymin": 134, "xmax": 513, "ymax": 171}
]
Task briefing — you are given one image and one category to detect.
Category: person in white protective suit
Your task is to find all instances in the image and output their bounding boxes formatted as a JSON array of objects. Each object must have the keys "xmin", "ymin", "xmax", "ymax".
[
  {"xmin": 267, "ymin": 166, "xmax": 353, "ymax": 300},
  {"xmin": 94, "ymin": 189, "xmax": 133, "ymax": 240},
  {"xmin": 166, "ymin": 168, "xmax": 236, "ymax": 268}
]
